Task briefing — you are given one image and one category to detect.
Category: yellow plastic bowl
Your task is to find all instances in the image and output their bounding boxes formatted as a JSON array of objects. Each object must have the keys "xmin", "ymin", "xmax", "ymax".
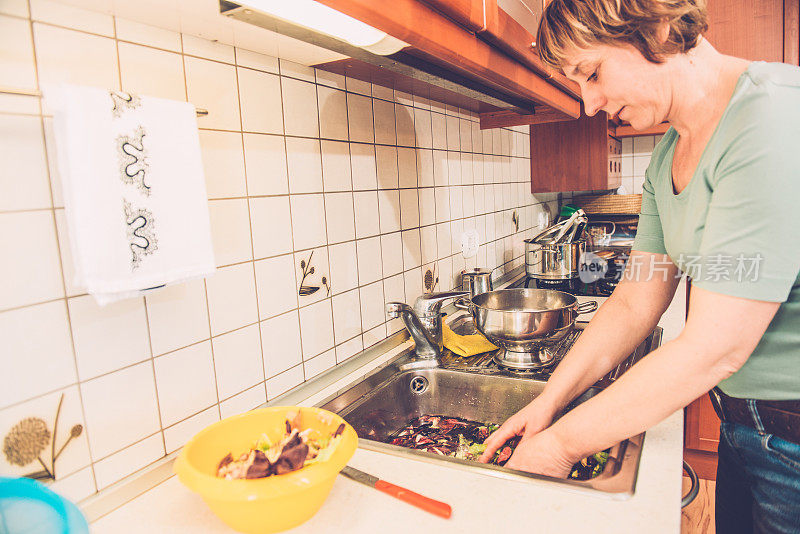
[{"xmin": 174, "ymin": 406, "xmax": 357, "ymax": 534}]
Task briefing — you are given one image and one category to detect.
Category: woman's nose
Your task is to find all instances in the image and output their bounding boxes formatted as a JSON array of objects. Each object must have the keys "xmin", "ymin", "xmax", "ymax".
[{"xmin": 582, "ymin": 87, "xmax": 606, "ymax": 117}]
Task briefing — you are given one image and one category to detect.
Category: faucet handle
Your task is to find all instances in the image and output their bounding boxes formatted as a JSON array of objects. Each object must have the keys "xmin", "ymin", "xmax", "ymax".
[
  {"xmin": 386, "ymin": 302, "xmax": 409, "ymax": 319},
  {"xmin": 413, "ymin": 290, "xmax": 470, "ymax": 318},
  {"xmin": 385, "ymin": 301, "xmax": 440, "ymax": 358}
]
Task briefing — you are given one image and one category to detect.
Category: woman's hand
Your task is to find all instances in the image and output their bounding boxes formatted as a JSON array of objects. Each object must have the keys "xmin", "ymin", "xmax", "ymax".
[
  {"xmin": 503, "ymin": 429, "xmax": 575, "ymax": 478},
  {"xmin": 478, "ymin": 397, "xmax": 557, "ymax": 463}
]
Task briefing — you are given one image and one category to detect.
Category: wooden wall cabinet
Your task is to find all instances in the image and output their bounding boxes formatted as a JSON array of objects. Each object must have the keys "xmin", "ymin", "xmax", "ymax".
[
  {"xmin": 418, "ymin": 0, "xmax": 487, "ymax": 32},
  {"xmin": 478, "ymin": 0, "xmax": 579, "ymax": 98},
  {"xmin": 704, "ymin": 0, "xmax": 799, "ymax": 65},
  {"xmin": 312, "ymin": 0, "xmax": 581, "ymax": 120},
  {"xmin": 529, "ymin": 110, "xmax": 621, "ymax": 193}
]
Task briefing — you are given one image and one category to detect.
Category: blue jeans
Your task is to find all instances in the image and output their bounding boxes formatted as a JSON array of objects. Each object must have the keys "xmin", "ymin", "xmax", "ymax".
[{"xmin": 716, "ymin": 420, "xmax": 800, "ymax": 533}]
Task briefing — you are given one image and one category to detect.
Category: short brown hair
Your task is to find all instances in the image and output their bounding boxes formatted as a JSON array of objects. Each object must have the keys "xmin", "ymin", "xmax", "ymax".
[{"xmin": 537, "ymin": 0, "xmax": 708, "ymax": 69}]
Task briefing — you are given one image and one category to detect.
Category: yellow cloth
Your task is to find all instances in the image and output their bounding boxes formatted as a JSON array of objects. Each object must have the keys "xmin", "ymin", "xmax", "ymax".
[{"xmin": 442, "ymin": 323, "xmax": 498, "ymax": 357}]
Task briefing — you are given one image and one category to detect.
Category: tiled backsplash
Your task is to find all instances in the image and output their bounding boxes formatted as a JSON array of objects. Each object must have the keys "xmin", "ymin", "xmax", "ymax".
[
  {"xmin": 620, "ymin": 134, "xmax": 663, "ymax": 194},
  {"xmin": 0, "ymin": 2, "xmax": 560, "ymax": 501}
]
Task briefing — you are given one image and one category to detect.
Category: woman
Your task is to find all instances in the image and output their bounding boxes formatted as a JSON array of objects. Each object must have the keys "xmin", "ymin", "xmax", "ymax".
[{"xmin": 478, "ymin": 0, "xmax": 800, "ymax": 531}]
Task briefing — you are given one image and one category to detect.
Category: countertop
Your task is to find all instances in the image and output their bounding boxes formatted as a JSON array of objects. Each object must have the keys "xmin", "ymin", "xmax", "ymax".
[{"xmin": 90, "ymin": 277, "xmax": 688, "ymax": 533}]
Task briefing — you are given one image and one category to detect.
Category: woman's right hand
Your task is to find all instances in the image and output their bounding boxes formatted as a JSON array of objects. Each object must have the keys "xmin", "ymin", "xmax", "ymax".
[{"xmin": 478, "ymin": 397, "xmax": 558, "ymax": 463}]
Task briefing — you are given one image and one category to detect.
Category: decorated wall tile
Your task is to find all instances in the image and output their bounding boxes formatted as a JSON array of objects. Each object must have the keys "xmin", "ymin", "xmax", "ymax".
[
  {"xmin": 1, "ymin": 387, "xmax": 91, "ymax": 484},
  {"xmin": 293, "ymin": 246, "xmax": 331, "ymax": 307}
]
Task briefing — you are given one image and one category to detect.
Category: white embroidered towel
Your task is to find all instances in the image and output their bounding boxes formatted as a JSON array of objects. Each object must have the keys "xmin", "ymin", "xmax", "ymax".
[{"xmin": 46, "ymin": 84, "xmax": 215, "ymax": 305}]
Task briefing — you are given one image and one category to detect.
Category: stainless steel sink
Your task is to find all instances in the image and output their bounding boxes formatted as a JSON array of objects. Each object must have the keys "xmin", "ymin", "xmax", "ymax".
[{"xmin": 317, "ymin": 320, "xmax": 662, "ymax": 498}]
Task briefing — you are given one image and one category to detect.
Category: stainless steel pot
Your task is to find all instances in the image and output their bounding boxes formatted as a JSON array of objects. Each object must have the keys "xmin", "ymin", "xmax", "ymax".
[
  {"xmin": 461, "ymin": 268, "xmax": 493, "ymax": 298},
  {"xmin": 456, "ymin": 289, "xmax": 597, "ymax": 369},
  {"xmin": 524, "ymin": 238, "xmax": 586, "ymax": 280}
]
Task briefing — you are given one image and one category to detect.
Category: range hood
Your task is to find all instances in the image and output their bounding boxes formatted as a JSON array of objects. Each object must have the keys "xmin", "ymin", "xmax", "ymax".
[{"xmin": 219, "ymin": 0, "xmax": 577, "ymax": 116}]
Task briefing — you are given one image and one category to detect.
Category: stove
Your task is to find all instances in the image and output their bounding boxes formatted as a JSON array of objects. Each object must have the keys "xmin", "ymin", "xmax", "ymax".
[
  {"xmin": 514, "ymin": 239, "xmax": 629, "ymax": 296},
  {"xmin": 440, "ymin": 319, "xmax": 661, "ymax": 388},
  {"xmin": 519, "ymin": 213, "xmax": 637, "ymax": 296},
  {"xmin": 510, "ymin": 273, "xmax": 619, "ymax": 297}
]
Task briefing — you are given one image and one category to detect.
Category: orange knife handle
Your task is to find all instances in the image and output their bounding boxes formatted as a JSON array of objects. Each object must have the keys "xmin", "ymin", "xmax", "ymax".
[{"xmin": 374, "ymin": 480, "xmax": 452, "ymax": 518}]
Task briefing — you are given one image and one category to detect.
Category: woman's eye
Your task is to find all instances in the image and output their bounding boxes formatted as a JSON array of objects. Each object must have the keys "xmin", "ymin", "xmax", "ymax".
[{"xmin": 588, "ymin": 71, "xmax": 598, "ymax": 82}]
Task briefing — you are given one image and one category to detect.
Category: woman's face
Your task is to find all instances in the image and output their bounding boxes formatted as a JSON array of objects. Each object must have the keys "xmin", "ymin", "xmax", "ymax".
[{"xmin": 562, "ymin": 43, "xmax": 670, "ymax": 129}]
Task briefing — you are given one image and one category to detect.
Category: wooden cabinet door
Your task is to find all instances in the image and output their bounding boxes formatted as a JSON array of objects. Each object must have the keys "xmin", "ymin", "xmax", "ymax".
[
  {"xmin": 683, "ymin": 280, "xmax": 721, "ymax": 480},
  {"xmin": 704, "ymin": 0, "xmax": 791, "ymax": 63},
  {"xmin": 685, "ymin": 394, "xmax": 721, "ymax": 452},
  {"xmin": 419, "ymin": 0, "xmax": 488, "ymax": 32},
  {"xmin": 478, "ymin": 1, "xmax": 580, "ymax": 97},
  {"xmin": 530, "ymin": 110, "xmax": 618, "ymax": 192}
]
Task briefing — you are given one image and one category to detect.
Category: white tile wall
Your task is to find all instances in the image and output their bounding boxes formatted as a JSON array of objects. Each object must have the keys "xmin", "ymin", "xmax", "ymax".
[
  {"xmin": 145, "ymin": 279, "xmax": 209, "ymax": 356},
  {"xmin": 153, "ymin": 341, "xmax": 218, "ymax": 427},
  {"xmin": 212, "ymin": 324, "xmax": 263, "ymax": 401},
  {"xmin": 619, "ymin": 134, "xmax": 664, "ymax": 194},
  {"xmin": 118, "ymin": 42, "xmax": 186, "ymax": 101},
  {"xmin": 0, "ymin": 115, "xmax": 50, "ymax": 211},
  {"xmin": 243, "ymin": 133, "xmax": 288, "ymax": 195},
  {"xmin": 68, "ymin": 295, "xmax": 150, "ymax": 381},
  {"xmin": 199, "ymin": 130, "xmax": 247, "ymax": 199},
  {"xmin": 0, "ymin": 4, "xmax": 560, "ymax": 500},
  {"xmin": 79, "ymin": 362, "xmax": 160, "ymax": 459}
]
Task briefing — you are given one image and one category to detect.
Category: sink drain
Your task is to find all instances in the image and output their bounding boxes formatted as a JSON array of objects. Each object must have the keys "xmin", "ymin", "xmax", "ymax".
[{"xmin": 409, "ymin": 375, "xmax": 428, "ymax": 394}]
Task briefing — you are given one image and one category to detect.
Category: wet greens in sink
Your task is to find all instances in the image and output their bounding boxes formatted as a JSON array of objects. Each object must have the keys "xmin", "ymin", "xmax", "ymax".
[
  {"xmin": 316, "ymin": 326, "xmax": 663, "ymax": 496},
  {"xmin": 388, "ymin": 414, "xmax": 609, "ymax": 480}
]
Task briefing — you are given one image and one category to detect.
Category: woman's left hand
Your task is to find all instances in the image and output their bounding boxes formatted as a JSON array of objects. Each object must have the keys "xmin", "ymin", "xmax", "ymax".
[{"xmin": 504, "ymin": 429, "xmax": 576, "ymax": 478}]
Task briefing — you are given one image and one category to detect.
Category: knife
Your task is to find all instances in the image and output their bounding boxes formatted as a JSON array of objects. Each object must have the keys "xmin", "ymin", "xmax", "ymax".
[{"xmin": 340, "ymin": 465, "xmax": 452, "ymax": 519}]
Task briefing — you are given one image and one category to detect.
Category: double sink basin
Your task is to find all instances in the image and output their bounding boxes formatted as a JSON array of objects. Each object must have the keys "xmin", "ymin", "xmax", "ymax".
[{"xmin": 316, "ymin": 317, "xmax": 662, "ymax": 498}]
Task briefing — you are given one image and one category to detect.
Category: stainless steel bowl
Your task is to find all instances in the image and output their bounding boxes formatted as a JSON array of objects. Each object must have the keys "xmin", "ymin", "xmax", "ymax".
[{"xmin": 457, "ymin": 289, "xmax": 597, "ymax": 369}]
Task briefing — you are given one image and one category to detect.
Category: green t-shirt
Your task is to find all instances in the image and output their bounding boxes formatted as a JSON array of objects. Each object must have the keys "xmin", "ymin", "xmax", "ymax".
[{"xmin": 632, "ymin": 61, "xmax": 800, "ymax": 400}]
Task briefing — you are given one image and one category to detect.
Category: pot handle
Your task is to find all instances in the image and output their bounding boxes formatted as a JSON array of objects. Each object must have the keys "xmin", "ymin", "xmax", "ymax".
[
  {"xmin": 454, "ymin": 298, "xmax": 473, "ymax": 311},
  {"xmin": 575, "ymin": 301, "xmax": 598, "ymax": 314}
]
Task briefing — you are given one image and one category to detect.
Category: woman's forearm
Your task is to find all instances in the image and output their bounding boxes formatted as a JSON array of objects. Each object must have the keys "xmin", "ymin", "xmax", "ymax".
[
  {"xmin": 544, "ymin": 281, "xmax": 780, "ymax": 464},
  {"xmin": 547, "ymin": 335, "xmax": 730, "ymax": 462},
  {"xmin": 537, "ymin": 291, "xmax": 664, "ymax": 413}
]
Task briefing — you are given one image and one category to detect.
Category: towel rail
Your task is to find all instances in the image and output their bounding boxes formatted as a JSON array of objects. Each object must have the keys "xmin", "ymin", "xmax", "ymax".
[{"xmin": 0, "ymin": 85, "xmax": 209, "ymax": 116}]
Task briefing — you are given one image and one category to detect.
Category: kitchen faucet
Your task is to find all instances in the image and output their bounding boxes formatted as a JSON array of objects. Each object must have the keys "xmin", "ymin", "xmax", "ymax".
[{"xmin": 386, "ymin": 291, "xmax": 469, "ymax": 358}]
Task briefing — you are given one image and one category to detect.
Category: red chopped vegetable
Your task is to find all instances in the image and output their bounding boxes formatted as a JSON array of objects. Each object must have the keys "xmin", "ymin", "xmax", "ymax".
[
  {"xmin": 386, "ymin": 414, "xmax": 609, "ymax": 480},
  {"xmin": 496, "ymin": 446, "xmax": 512, "ymax": 464}
]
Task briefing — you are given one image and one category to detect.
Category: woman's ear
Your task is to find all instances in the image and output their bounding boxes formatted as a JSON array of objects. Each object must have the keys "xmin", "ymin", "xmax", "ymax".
[{"xmin": 657, "ymin": 18, "xmax": 671, "ymax": 44}]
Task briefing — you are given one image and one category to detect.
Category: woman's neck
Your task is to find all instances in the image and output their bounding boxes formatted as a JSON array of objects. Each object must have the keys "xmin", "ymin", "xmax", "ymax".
[{"xmin": 663, "ymin": 38, "xmax": 749, "ymax": 140}]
